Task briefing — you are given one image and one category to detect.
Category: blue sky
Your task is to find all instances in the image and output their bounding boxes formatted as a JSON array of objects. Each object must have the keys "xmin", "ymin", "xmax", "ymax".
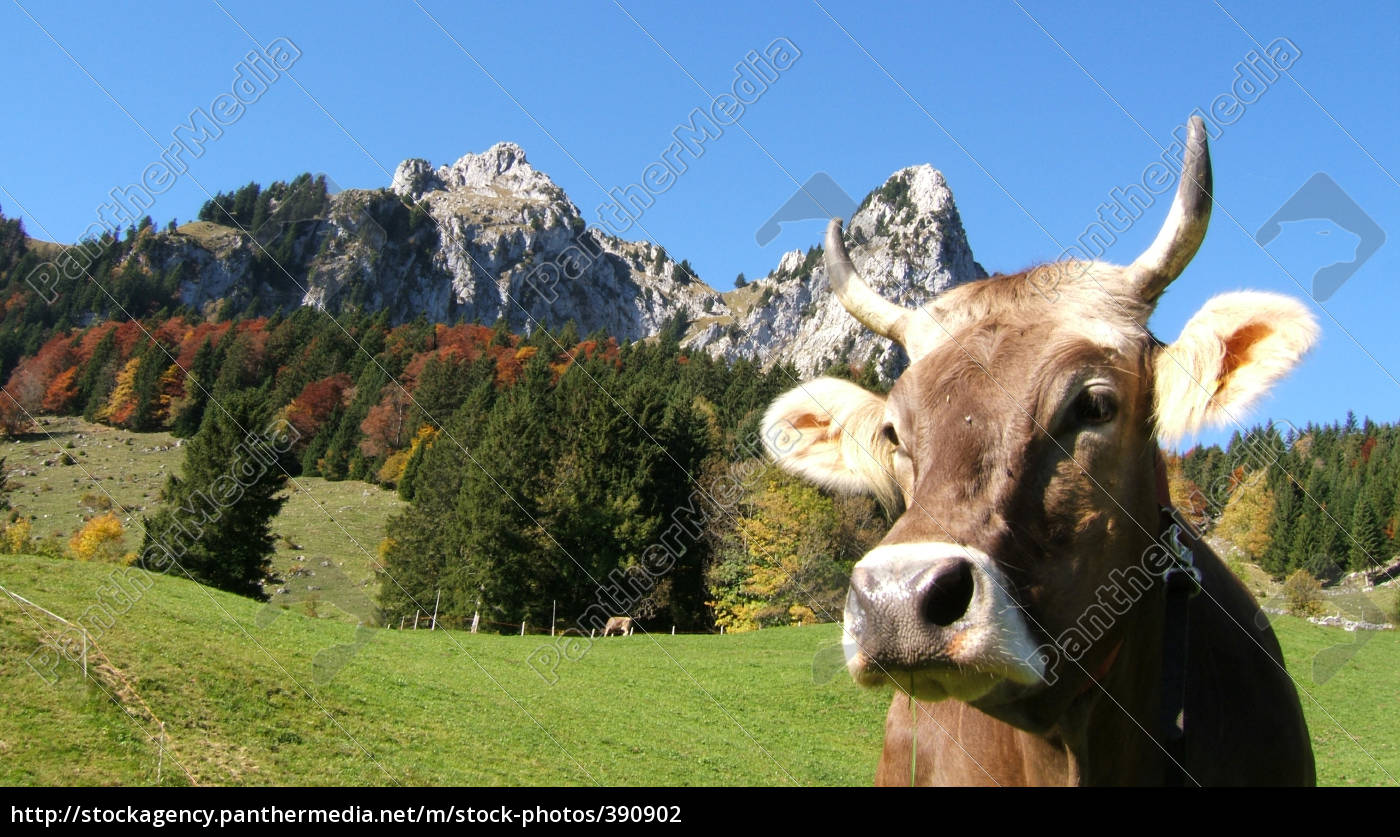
[{"xmin": 1, "ymin": 0, "xmax": 1396, "ymax": 449}]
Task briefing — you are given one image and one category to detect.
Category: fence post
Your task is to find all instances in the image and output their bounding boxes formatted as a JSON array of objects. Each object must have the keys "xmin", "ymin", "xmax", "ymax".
[
  {"xmin": 413, "ymin": 611, "xmax": 419, "ymax": 630},
  {"xmin": 551, "ymin": 600, "xmax": 556, "ymax": 637},
  {"xmin": 81, "ymin": 630, "xmax": 88, "ymax": 681},
  {"xmin": 431, "ymin": 590, "xmax": 441, "ymax": 631},
  {"xmin": 520, "ymin": 621, "xmax": 526, "ymax": 636},
  {"xmin": 671, "ymin": 626, "xmax": 675, "ymax": 636},
  {"xmin": 156, "ymin": 721, "xmax": 165, "ymax": 784}
]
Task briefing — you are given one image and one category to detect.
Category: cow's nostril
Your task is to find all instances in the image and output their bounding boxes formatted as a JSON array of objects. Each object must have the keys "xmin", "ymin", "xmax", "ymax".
[{"xmin": 920, "ymin": 560, "xmax": 975, "ymax": 627}]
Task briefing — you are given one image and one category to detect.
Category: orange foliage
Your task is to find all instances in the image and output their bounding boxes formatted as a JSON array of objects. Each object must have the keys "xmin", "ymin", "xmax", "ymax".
[
  {"xmin": 285, "ymin": 373, "xmax": 354, "ymax": 440},
  {"xmin": 42, "ymin": 366, "xmax": 80, "ymax": 413}
]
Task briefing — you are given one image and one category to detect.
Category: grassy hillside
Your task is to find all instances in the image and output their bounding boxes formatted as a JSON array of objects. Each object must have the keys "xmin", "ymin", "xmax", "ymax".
[
  {"xmin": 0, "ymin": 556, "xmax": 889, "ymax": 786},
  {"xmin": 1, "ymin": 556, "xmax": 1395, "ymax": 786},
  {"xmin": 3, "ymin": 416, "xmax": 402, "ymax": 622}
]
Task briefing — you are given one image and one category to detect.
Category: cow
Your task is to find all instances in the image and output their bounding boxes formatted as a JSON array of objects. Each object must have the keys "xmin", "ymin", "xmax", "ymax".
[
  {"xmin": 762, "ymin": 117, "xmax": 1317, "ymax": 786},
  {"xmin": 602, "ymin": 616, "xmax": 634, "ymax": 637}
]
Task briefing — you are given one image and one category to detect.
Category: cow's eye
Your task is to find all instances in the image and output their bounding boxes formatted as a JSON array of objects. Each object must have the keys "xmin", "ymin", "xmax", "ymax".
[
  {"xmin": 1072, "ymin": 387, "xmax": 1118, "ymax": 427},
  {"xmin": 882, "ymin": 424, "xmax": 900, "ymax": 448}
]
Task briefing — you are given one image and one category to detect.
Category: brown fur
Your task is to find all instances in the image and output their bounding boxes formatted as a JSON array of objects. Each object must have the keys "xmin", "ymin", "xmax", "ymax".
[{"xmin": 765, "ymin": 264, "xmax": 1317, "ymax": 786}]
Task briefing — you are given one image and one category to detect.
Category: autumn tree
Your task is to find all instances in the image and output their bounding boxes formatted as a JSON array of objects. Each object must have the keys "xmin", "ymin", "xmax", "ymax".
[
  {"xmin": 1213, "ymin": 473, "xmax": 1274, "ymax": 561},
  {"xmin": 706, "ymin": 463, "xmax": 882, "ymax": 631}
]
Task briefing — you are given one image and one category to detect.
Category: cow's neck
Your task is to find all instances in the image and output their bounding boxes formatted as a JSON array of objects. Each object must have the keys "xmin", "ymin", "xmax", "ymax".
[
  {"xmin": 1054, "ymin": 589, "xmax": 1172, "ymax": 785},
  {"xmin": 968, "ymin": 535, "xmax": 1177, "ymax": 785}
]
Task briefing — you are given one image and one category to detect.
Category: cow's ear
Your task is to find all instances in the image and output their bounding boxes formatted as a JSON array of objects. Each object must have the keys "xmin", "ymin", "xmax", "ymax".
[
  {"xmin": 1154, "ymin": 291, "xmax": 1318, "ymax": 442},
  {"xmin": 762, "ymin": 377, "xmax": 898, "ymax": 509}
]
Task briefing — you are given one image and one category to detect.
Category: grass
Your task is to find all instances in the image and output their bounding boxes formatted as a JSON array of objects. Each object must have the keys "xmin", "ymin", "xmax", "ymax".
[
  {"xmin": 0, "ymin": 556, "xmax": 889, "ymax": 786},
  {"xmin": 3, "ymin": 416, "xmax": 402, "ymax": 623},
  {"xmin": 1270, "ymin": 614, "xmax": 1400, "ymax": 785},
  {"xmin": 1, "ymin": 419, "xmax": 1395, "ymax": 785},
  {"xmin": 1, "ymin": 556, "xmax": 1395, "ymax": 786}
]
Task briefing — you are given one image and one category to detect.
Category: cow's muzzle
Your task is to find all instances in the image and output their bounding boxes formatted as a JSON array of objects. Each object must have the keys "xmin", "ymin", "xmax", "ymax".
[{"xmin": 843, "ymin": 543, "xmax": 1047, "ymax": 701}]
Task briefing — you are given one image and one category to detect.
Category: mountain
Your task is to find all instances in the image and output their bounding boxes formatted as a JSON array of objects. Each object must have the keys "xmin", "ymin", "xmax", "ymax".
[
  {"xmin": 24, "ymin": 143, "xmax": 986, "ymax": 379},
  {"xmin": 685, "ymin": 164, "xmax": 985, "ymax": 377}
]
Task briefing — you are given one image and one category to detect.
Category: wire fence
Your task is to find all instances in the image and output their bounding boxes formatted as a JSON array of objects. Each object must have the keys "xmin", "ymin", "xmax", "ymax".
[{"xmin": 0, "ymin": 583, "xmax": 188, "ymax": 785}]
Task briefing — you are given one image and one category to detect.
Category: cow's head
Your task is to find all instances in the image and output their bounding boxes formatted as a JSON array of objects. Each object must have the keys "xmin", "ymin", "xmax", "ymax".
[{"xmin": 763, "ymin": 117, "xmax": 1317, "ymax": 721}]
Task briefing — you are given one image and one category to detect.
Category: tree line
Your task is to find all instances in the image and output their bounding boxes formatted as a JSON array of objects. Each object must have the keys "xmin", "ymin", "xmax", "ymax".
[
  {"xmin": 1168, "ymin": 413, "xmax": 1400, "ymax": 580},
  {"xmin": 3, "ymin": 200, "xmax": 1393, "ymax": 629}
]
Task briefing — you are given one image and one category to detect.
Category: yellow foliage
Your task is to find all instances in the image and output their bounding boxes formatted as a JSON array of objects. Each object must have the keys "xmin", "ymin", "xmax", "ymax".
[
  {"xmin": 1283, "ymin": 569, "xmax": 1325, "ymax": 618},
  {"xmin": 408, "ymin": 423, "xmax": 437, "ymax": 454},
  {"xmin": 376, "ymin": 449, "xmax": 411, "ymax": 486},
  {"xmin": 68, "ymin": 513, "xmax": 126, "ymax": 562},
  {"xmin": 2, "ymin": 517, "xmax": 32, "ymax": 554},
  {"xmin": 374, "ymin": 537, "xmax": 395, "ymax": 572},
  {"xmin": 99, "ymin": 356, "xmax": 142, "ymax": 423},
  {"xmin": 1214, "ymin": 474, "xmax": 1274, "ymax": 560}
]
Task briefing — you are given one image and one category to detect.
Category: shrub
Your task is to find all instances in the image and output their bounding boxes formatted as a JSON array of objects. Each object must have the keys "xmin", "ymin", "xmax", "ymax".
[
  {"xmin": 69, "ymin": 513, "xmax": 127, "ymax": 563},
  {"xmin": 1282, "ymin": 569, "xmax": 1325, "ymax": 618},
  {"xmin": 2, "ymin": 518, "xmax": 32, "ymax": 554}
]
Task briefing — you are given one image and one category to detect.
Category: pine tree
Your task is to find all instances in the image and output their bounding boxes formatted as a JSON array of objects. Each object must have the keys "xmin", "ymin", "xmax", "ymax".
[
  {"xmin": 139, "ymin": 392, "xmax": 291, "ymax": 599},
  {"xmin": 1348, "ymin": 491, "xmax": 1385, "ymax": 571},
  {"xmin": 171, "ymin": 339, "xmax": 216, "ymax": 437}
]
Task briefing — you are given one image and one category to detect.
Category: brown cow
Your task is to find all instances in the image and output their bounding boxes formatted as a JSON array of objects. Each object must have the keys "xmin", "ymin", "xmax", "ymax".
[
  {"xmin": 763, "ymin": 117, "xmax": 1316, "ymax": 785},
  {"xmin": 602, "ymin": 616, "xmax": 634, "ymax": 636}
]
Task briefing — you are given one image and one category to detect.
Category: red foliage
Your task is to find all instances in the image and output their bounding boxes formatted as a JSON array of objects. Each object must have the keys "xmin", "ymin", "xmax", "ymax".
[
  {"xmin": 112, "ymin": 320, "xmax": 146, "ymax": 361},
  {"xmin": 2, "ymin": 363, "xmax": 45, "ymax": 413},
  {"xmin": 150, "ymin": 316, "xmax": 191, "ymax": 348},
  {"xmin": 433, "ymin": 323, "xmax": 492, "ymax": 362},
  {"xmin": 285, "ymin": 373, "xmax": 353, "ymax": 440},
  {"xmin": 76, "ymin": 322, "xmax": 121, "ymax": 363},
  {"xmin": 359, "ymin": 387, "xmax": 413, "ymax": 457},
  {"xmin": 174, "ymin": 322, "xmax": 231, "ymax": 369},
  {"xmin": 5, "ymin": 331, "xmax": 80, "ymax": 412}
]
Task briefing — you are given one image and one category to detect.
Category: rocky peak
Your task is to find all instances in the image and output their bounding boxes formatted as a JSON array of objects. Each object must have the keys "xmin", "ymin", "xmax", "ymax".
[
  {"xmin": 685, "ymin": 164, "xmax": 985, "ymax": 379},
  {"xmin": 394, "ymin": 142, "xmax": 566, "ymax": 206}
]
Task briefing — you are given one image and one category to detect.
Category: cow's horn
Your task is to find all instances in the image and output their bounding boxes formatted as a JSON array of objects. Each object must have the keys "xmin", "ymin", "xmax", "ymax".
[
  {"xmin": 825, "ymin": 219, "xmax": 911, "ymax": 345},
  {"xmin": 1129, "ymin": 116, "xmax": 1213, "ymax": 302}
]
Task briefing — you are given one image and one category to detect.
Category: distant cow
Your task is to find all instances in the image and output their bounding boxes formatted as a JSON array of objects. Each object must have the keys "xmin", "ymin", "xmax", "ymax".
[
  {"xmin": 763, "ymin": 116, "xmax": 1315, "ymax": 785},
  {"xmin": 602, "ymin": 616, "xmax": 634, "ymax": 636}
]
